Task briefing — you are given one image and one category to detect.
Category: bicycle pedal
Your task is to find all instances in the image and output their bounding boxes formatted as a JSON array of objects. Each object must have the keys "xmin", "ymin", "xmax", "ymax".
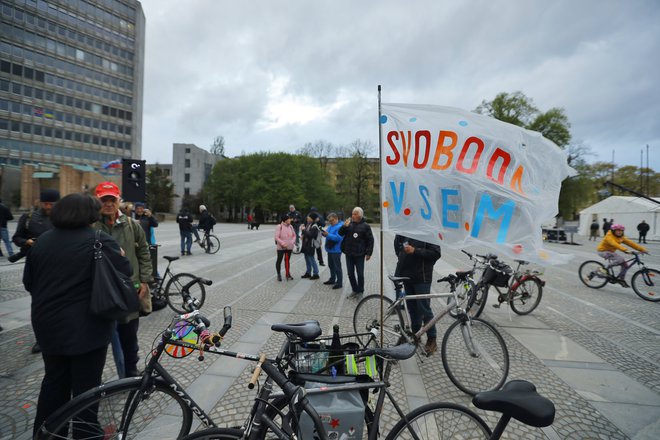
[{"xmin": 492, "ymin": 303, "xmax": 501, "ymax": 308}]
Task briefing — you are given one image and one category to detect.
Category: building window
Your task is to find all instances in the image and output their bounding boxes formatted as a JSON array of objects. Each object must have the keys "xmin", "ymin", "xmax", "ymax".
[
  {"xmin": 184, "ymin": 188, "xmax": 190, "ymax": 196},
  {"xmin": 184, "ymin": 173, "xmax": 190, "ymax": 182},
  {"xmin": 185, "ymin": 148, "xmax": 190, "ymax": 153},
  {"xmin": 185, "ymin": 158, "xmax": 190, "ymax": 168}
]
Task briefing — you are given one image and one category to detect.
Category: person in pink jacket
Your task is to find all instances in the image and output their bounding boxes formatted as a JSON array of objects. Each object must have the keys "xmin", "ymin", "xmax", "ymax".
[{"xmin": 275, "ymin": 214, "xmax": 296, "ymax": 281}]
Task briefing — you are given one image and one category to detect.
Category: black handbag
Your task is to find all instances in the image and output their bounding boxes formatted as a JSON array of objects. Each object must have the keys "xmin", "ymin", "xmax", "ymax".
[{"xmin": 90, "ymin": 230, "xmax": 139, "ymax": 320}]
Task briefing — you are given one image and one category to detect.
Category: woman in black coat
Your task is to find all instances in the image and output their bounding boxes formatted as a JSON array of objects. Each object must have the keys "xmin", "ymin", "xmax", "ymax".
[{"xmin": 24, "ymin": 193, "xmax": 132, "ymax": 436}]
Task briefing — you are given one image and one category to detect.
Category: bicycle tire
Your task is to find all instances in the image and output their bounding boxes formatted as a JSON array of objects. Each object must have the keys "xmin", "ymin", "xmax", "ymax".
[
  {"xmin": 441, "ymin": 317, "xmax": 509, "ymax": 396},
  {"xmin": 36, "ymin": 377, "xmax": 193, "ymax": 440},
  {"xmin": 165, "ymin": 273, "xmax": 207, "ymax": 313},
  {"xmin": 353, "ymin": 295, "xmax": 404, "ymax": 347},
  {"xmin": 446, "ymin": 278, "xmax": 479, "ymax": 319},
  {"xmin": 180, "ymin": 428, "xmax": 243, "ymax": 439},
  {"xmin": 468, "ymin": 283, "xmax": 489, "ymax": 318},
  {"xmin": 631, "ymin": 268, "xmax": 660, "ymax": 302},
  {"xmin": 509, "ymin": 278, "xmax": 543, "ymax": 315},
  {"xmin": 385, "ymin": 401, "xmax": 491, "ymax": 440},
  {"xmin": 204, "ymin": 235, "xmax": 221, "ymax": 254},
  {"xmin": 578, "ymin": 260, "xmax": 609, "ymax": 289}
]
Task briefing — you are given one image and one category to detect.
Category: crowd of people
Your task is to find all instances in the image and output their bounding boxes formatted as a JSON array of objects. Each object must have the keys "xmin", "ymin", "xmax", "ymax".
[{"xmin": 1, "ymin": 187, "xmax": 657, "ymax": 434}]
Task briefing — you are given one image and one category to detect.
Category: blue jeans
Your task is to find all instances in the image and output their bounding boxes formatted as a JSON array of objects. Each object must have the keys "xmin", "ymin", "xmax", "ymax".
[
  {"xmin": 304, "ymin": 253, "xmax": 319, "ymax": 276},
  {"xmin": 180, "ymin": 230, "xmax": 193, "ymax": 253},
  {"xmin": 403, "ymin": 282, "xmax": 436, "ymax": 338},
  {"xmin": 327, "ymin": 252, "xmax": 342, "ymax": 285},
  {"xmin": 0, "ymin": 227, "xmax": 13, "ymax": 255},
  {"xmin": 345, "ymin": 254, "xmax": 365, "ymax": 293}
]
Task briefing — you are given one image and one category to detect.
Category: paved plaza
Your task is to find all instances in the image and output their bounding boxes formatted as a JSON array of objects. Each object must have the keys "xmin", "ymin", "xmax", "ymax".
[{"xmin": 1, "ymin": 221, "xmax": 659, "ymax": 439}]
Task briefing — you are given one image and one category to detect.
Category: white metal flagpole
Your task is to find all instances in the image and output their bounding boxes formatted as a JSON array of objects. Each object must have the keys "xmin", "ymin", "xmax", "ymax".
[{"xmin": 378, "ymin": 85, "xmax": 384, "ymax": 346}]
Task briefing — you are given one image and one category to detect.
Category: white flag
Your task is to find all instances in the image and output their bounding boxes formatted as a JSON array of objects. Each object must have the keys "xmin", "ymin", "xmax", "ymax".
[{"xmin": 380, "ymin": 103, "xmax": 575, "ymax": 265}]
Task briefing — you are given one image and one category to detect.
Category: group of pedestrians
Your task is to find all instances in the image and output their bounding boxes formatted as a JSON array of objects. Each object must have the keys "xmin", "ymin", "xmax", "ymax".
[
  {"xmin": 274, "ymin": 205, "xmax": 375, "ymax": 298},
  {"xmin": 13, "ymin": 182, "xmax": 153, "ymax": 436}
]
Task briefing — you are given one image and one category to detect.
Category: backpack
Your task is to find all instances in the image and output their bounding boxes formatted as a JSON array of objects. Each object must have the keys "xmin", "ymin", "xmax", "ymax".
[{"xmin": 209, "ymin": 215, "xmax": 217, "ymax": 227}]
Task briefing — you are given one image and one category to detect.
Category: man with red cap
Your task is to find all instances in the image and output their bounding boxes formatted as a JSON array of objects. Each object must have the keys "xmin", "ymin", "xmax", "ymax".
[{"xmin": 94, "ymin": 181, "xmax": 152, "ymax": 377}]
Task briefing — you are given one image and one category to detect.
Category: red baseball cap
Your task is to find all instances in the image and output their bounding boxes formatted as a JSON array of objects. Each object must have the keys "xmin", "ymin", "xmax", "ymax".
[{"xmin": 95, "ymin": 181, "xmax": 121, "ymax": 199}]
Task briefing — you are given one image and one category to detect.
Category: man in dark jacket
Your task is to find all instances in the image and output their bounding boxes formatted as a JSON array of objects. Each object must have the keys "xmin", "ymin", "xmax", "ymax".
[
  {"xmin": 339, "ymin": 207, "xmax": 374, "ymax": 299},
  {"xmin": 12, "ymin": 189, "xmax": 59, "ymax": 353},
  {"xmin": 134, "ymin": 202, "xmax": 158, "ymax": 244},
  {"xmin": 637, "ymin": 220, "xmax": 650, "ymax": 244},
  {"xmin": 0, "ymin": 198, "xmax": 14, "ymax": 257},
  {"xmin": 307, "ymin": 207, "xmax": 326, "ymax": 266},
  {"xmin": 198, "ymin": 205, "xmax": 216, "ymax": 253},
  {"xmin": 176, "ymin": 208, "xmax": 195, "ymax": 255},
  {"xmin": 288, "ymin": 205, "xmax": 303, "ymax": 252},
  {"xmin": 394, "ymin": 235, "xmax": 441, "ymax": 354}
]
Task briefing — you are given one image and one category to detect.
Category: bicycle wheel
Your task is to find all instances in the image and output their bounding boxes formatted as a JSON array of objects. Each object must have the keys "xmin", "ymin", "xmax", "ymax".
[
  {"xmin": 446, "ymin": 279, "xmax": 478, "ymax": 319},
  {"xmin": 205, "ymin": 235, "xmax": 221, "ymax": 254},
  {"xmin": 468, "ymin": 284, "xmax": 489, "ymax": 318},
  {"xmin": 180, "ymin": 428, "xmax": 243, "ymax": 439},
  {"xmin": 509, "ymin": 278, "xmax": 543, "ymax": 315},
  {"xmin": 441, "ymin": 317, "xmax": 509, "ymax": 396},
  {"xmin": 631, "ymin": 268, "xmax": 660, "ymax": 302},
  {"xmin": 353, "ymin": 295, "xmax": 404, "ymax": 347},
  {"xmin": 37, "ymin": 378, "xmax": 193, "ymax": 440},
  {"xmin": 578, "ymin": 260, "xmax": 609, "ymax": 289},
  {"xmin": 385, "ymin": 402, "xmax": 491, "ymax": 440},
  {"xmin": 165, "ymin": 273, "xmax": 207, "ymax": 313}
]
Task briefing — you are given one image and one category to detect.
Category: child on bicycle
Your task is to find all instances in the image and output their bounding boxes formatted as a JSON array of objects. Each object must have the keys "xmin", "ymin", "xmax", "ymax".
[{"xmin": 596, "ymin": 224, "xmax": 647, "ymax": 288}]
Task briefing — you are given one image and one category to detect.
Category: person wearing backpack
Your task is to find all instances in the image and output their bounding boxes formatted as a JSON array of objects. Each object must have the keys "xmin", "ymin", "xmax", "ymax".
[{"xmin": 300, "ymin": 213, "xmax": 321, "ymax": 280}]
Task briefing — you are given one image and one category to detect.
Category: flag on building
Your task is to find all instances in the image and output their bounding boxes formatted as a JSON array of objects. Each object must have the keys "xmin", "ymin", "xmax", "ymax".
[{"xmin": 102, "ymin": 159, "xmax": 122, "ymax": 169}]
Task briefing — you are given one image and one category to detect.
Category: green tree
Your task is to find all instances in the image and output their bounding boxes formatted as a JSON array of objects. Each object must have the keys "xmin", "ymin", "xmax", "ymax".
[
  {"xmin": 335, "ymin": 139, "xmax": 378, "ymax": 218},
  {"xmin": 146, "ymin": 165, "xmax": 175, "ymax": 213}
]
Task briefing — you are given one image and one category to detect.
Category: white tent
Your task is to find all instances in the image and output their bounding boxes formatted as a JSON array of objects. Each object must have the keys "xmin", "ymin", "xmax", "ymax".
[{"xmin": 578, "ymin": 196, "xmax": 660, "ymax": 240}]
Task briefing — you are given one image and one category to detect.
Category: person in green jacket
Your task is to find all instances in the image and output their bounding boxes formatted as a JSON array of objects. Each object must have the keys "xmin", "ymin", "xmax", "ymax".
[{"xmin": 94, "ymin": 182, "xmax": 153, "ymax": 377}]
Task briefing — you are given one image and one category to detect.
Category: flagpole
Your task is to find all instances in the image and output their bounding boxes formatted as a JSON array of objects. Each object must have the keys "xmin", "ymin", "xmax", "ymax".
[{"xmin": 378, "ymin": 85, "xmax": 384, "ymax": 346}]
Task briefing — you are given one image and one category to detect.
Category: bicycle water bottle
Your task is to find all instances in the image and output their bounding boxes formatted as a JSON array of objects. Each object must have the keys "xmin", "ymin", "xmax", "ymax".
[{"xmin": 327, "ymin": 324, "xmax": 344, "ymax": 375}]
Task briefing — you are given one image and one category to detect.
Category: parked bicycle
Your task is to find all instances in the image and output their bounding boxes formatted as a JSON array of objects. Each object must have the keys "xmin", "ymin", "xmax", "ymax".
[
  {"xmin": 353, "ymin": 272, "xmax": 510, "ymax": 395},
  {"xmin": 199, "ymin": 229, "xmax": 221, "ymax": 254},
  {"xmin": 384, "ymin": 379, "xmax": 555, "ymax": 439},
  {"xmin": 579, "ymin": 251, "xmax": 659, "ymax": 302},
  {"xmin": 151, "ymin": 255, "xmax": 211, "ymax": 313},
  {"xmin": 462, "ymin": 251, "xmax": 545, "ymax": 318},
  {"xmin": 35, "ymin": 310, "xmax": 434, "ymax": 440}
]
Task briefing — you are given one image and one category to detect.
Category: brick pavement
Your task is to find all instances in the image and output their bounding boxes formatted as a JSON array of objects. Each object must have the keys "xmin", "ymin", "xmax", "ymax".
[{"xmin": 1, "ymin": 222, "xmax": 658, "ymax": 439}]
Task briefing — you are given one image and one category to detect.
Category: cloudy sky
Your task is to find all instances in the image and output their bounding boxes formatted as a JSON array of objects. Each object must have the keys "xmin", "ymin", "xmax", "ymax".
[{"xmin": 138, "ymin": 0, "xmax": 660, "ymax": 170}]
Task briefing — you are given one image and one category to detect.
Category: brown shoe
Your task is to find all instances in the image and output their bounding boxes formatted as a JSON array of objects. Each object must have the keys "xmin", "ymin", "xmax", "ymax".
[{"xmin": 424, "ymin": 336, "xmax": 438, "ymax": 355}]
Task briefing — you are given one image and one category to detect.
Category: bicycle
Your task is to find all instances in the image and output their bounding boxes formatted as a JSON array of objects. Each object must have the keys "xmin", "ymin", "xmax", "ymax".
[
  {"xmin": 463, "ymin": 251, "xmax": 545, "ymax": 318},
  {"xmin": 150, "ymin": 255, "xmax": 211, "ymax": 313},
  {"xmin": 353, "ymin": 272, "xmax": 510, "ymax": 396},
  {"xmin": 384, "ymin": 379, "xmax": 555, "ymax": 439},
  {"xmin": 35, "ymin": 309, "xmax": 423, "ymax": 440},
  {"xmin": 579, "ymin": 251, "xmax": 659, "ymax": 302},
  {"xmin": 199, "ymin": 229, "xmax": 221, "ymax": 254}
]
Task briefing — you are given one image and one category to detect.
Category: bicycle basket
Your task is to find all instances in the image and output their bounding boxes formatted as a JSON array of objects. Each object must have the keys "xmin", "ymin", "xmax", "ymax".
[
  {"xmin": 482, "ymin": 261, "xmax": 513, "ymax": 287},
  {"xmin": 289, "ymin": 332, "xmax": 378, "ymax": 377}
]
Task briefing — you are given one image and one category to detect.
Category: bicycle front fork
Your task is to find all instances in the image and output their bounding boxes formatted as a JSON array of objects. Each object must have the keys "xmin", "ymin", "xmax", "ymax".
[{"xmin": 460, "ymin": 319, "xmax": 480, "ymax": 358}]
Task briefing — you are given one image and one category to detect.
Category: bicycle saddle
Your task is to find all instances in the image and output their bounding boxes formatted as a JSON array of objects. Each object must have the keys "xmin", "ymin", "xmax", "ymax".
[
  {"xmin": 514, "ymin": 259, "xmax": 530, "ymax": 265},
  {"xmin": 164, "ymin": 256, "xmax": 180, "ymax": 262},
  {"xmin": 388, "ymin": 275, "xmax": 411, "ymax": 282},
  {"xmin": 271, "ymin": 321, "xmax": 322, "ymax": 342},
  {"xmin": 454, "ymin": 270, "xmax": 474, "ymax": 280},
  {"xmin": 472, "ymin": 380, "xmax": 555, "ymax": 427},
  {"xmin": 363, "ymin": 342, "xmax": 416, "ymax": 361}
]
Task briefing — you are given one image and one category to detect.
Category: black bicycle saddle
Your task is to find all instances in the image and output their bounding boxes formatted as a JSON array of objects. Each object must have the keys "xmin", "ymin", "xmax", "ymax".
[
  {"xmin": 472, "ymin": 380, "xmax": 555, "ymax": 428},
  {"xmin": 271, "ymin": 321, "xmax": 322, "ymax": 342}
]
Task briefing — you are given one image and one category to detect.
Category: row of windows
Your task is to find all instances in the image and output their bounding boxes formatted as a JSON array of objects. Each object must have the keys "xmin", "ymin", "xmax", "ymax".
[
  {"xmin": 1, "ymin": 75, "xmax": 132, "ymax": 121},
  {"xmin": 2, "ymin": 2, "xmax": 134, "ymax": 62},
  {"xmin": 0, "ymin": 138, "xmax": 126, "ymax": 163},
  {"xmin": 1, "ymin": 21, "xmax": 133, "ymax": 77},
  {"xmin": 1, "ymin": 97, "xmax": 132, "ymax": 136},
  {"xmin": 24, "ymin": 0, "xmax": 135, "ymax": 46},
  {"xmin": 1, "ymin": 39, "xmax": 133, "ymax": 92},
  {"xmin": 1, "ymin": 117, "xmax": 132, "ymax": 150}
]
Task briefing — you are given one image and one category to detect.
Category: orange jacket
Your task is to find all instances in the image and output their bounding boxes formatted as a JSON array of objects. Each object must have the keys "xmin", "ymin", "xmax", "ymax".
[{"xmin": 597, "ymin": 231, "xmax": 647, "ymax": 253}]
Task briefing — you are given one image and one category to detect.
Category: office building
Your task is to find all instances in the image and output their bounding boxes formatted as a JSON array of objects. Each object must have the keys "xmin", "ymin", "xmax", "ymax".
[
  {"xmin": 172, "ymin": 143, "xmax": 221, "ymax": 213},
  {"xmin": 0, "ymin": 0, "xmax": 145, "ymax": 171}
]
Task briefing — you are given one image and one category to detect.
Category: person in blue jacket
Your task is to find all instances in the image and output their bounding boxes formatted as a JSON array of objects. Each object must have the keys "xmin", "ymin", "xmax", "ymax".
[{"xmin": 321, "ymin": 212, "xmax": 343, "ymax": 289}]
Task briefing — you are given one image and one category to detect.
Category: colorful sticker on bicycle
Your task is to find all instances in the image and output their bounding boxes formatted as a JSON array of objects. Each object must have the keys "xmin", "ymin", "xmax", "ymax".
[
  {"xmin": 380, "ymin": 103, "xmax": 575, "ymax": 265},
  {"xmin": 165, "ymin": 321, "xmax": 198, "ymax": 358}
]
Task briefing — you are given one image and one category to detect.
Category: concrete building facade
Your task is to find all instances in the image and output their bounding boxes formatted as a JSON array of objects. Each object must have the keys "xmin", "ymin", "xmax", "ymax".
[
  {"xmin": 171, "ymin": 143, "xmax": 221, "ymax": 213},
  {"xmin": 0, "ymin": 0, "xmax": 145, "ymax": 172}
]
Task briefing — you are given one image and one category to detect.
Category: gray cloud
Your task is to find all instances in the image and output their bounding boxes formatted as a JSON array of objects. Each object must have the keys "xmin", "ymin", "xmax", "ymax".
[{"xmin": 140, "ymin": 0, "xmax": 660, "ymax": 168}]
